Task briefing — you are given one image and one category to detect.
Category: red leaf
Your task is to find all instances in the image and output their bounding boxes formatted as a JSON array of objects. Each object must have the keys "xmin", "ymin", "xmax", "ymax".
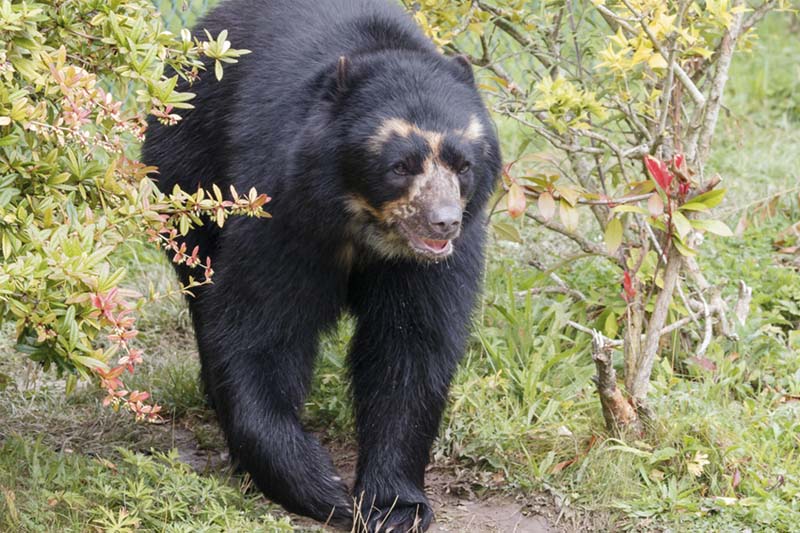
[
  {"xmin": 644, "ymin": 155, "xmax": 673, "ymax": 191},
  {"xmin": 622, "ymin": 271, "xmax": 636, "ymax": 302},
  {"xmin": 128, "ymin": 390, "xmax": 150, "ymax": 403},
  {"xmin": 552, "ymin": 457, "xmax": 577, "ymax": 473},
  {"xmin": 674, "ymin": 153, "xmax": 685, "ymax": 170}
]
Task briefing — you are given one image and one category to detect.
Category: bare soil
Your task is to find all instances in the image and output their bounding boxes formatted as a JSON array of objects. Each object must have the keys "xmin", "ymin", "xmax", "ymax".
[{"xmin": 173, "ymin": 424, "xmax": 561, "ymax": 533}]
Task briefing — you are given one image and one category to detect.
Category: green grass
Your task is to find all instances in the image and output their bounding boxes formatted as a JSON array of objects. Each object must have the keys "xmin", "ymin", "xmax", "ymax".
[
  {"xmin": 2, "ymin": 8, "xmax": 800, "ymax": 533},
  {"xmin": 0, "ymin": 437, "xmax": 294, "ymax": 532}
]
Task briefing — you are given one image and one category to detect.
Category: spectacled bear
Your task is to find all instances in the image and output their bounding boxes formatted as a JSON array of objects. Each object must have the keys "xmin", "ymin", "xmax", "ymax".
[{"xmin": 142, "ymin": 0, "xmax": 501, "ymax": 530}]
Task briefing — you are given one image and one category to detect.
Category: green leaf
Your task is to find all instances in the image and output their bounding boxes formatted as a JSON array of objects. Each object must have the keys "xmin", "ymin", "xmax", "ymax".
[
  {"xmin": 493, "ymin": 221, "xmax": 522, "ymax": 243},
  {"xmin": 604, "ymin": 311, "xmax": 619, "ymax": 338},
  {"xmin": 179, "ymin": 214, "xmax": 190, "ymax": 236},
  {"xmin": 604, "ymin": 217, "xmax": 623, "ymax": 254},
  {"xmin": 672, "ymin": 236, "xmax": 696, "ymax": 257},
  {"xmin": 0, "ymin": 134, "xmax": 19, "ymax": 147},
  {"xmin": 64, "ymin": 306, "xmax": 80, "ymax": 351},
  {"xmin": 678, "ymin": 201, "xmax": 709, "ymax": 212},
  {"xmin": 690, "ymin": 219, "xmax": 733, "ymax": 237},
  {"xmin": 650, "ymin": 447, "xmax": 679, "ymax": 463},
  {"xmin": 671, "ymin": 211, "xmax": 692, "ymax": 239},
  {"xmin": 65, "ymin": 374, "xmax": 77, "ymax": 396},
  {"xmin": 71, "ymin": 355, "xmax": 109, "ymax": 372},
  {"xmin": 685, "ymin": 188, "xmax": 726, "ymax": 209},
  {"xmin": 555, "ymin": 184, "xmax": 579, "ymax": 206},
  {"xmin": 612, "ymin": 205, "xmax": 648, "ymax": 215}
]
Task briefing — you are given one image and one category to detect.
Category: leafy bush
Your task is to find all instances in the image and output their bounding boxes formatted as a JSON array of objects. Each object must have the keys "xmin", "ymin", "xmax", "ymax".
[
  {"xmin": 0, "ymin": 0, "xmax": 262, "ymax": 418},
  {"xmin": 407, "ymin": 0, "xmax": 791, "ymax": 430}
]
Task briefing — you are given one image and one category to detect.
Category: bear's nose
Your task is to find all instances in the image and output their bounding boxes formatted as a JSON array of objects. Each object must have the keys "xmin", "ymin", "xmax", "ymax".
[{"xmin": 429, "ymin": 205, "xmax": 462, "ymax": 236}]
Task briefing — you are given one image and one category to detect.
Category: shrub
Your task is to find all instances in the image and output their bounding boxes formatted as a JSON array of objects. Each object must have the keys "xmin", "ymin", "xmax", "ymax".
[
  {"xmin": 0, "ymin": 0, "xmax": 262, "ymax": 419},
  {"xmin": 407, "ymin": 0, "xmax": 789, "ymax": 430}
]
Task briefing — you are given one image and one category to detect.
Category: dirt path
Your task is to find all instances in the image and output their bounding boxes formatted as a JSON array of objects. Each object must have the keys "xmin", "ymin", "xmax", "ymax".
[
  {"xmin": 172, "ymin": 425, "xmax": 557, "ymax": 532},
  {"xmin": 291, "ymin": 435, "xmax": 557, "ymax": 533},
  {"xmin": 428, "ymin": 493, "xmax": 553, "ymax": 533}
]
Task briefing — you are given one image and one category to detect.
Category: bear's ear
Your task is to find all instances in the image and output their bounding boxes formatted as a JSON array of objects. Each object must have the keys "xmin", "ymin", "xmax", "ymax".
[
  {"xmin": 336, "ymin": 56, "xmax": 350, "ymax": 94},
  {"xmin": 451, "ymin": 55, "xmax": 475, "ymax": 85}
]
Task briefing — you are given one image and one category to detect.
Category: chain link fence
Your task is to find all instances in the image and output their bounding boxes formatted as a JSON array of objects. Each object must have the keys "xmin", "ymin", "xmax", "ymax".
[{"xmin": 154, "ymin": 0, "xmax": 217, "ymax": 31}]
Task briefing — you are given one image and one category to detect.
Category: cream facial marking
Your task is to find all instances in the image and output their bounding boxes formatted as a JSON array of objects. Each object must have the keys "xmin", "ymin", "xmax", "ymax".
[
  {"xmin": 351, "ymin": 117, "xmax": 474, "ymax": 260},
  {"xmin": 369, "ymin": 116, "xmax": 482, "ymax": 155},
  {"xmin": 458, "ymin": 115, "xmax": 484, "ymax": 141}
]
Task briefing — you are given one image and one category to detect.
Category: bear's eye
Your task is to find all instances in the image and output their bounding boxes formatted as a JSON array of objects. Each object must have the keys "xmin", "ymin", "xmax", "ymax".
[
  {"xmin": 392, "ymin": 162, "xmax": 410, "ymax": 176},
  {"xmin": 458, "ymin": 162, "xmax": 472, "ymax": 175}
]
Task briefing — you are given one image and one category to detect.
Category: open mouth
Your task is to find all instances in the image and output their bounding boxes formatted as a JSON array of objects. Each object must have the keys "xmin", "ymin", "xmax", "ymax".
[
  {"xmin": 392, "ymin": 221, "xmax": 458, "ymax": 260},
  {"xmin": 406, "ymin": 234, "xmax": 453, "ymax": 257}
]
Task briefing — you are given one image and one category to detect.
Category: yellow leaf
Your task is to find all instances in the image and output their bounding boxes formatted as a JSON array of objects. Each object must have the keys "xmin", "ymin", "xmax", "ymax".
[
  {"xmin": 507, "ymin": 183, "xmax": 526, "ymax": 218},
  {"xmin": 559, "ymin": 199, "xmax": 579, "ymax": 231},
  {"xmin": 631, "ymin": 44, "xmax": 651, "ymax": 66},
  {"xmin": 648, "ymin": 52, "xmax": 668, "ymax": 70},
  {"xmin": 555, "ymin": 185, "xmax": 580, "ymax": 206}
]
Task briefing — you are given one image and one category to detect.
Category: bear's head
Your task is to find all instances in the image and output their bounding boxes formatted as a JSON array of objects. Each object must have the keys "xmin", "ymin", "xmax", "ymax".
[{"xmin": 329, "ymin": 53, "xmax": 501, "ymax": 262}]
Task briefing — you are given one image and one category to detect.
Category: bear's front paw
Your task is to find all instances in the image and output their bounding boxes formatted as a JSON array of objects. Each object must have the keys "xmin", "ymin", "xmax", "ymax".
[{"xmin": 357, "ymin": 498, "xmax": 433, "ymax": 533}]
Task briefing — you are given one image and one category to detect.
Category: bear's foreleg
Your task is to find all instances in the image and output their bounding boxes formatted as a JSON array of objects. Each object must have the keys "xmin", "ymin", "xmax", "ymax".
[{"xmin": 347, "ymin": 248, "xmax": 482, "ymax": 532}]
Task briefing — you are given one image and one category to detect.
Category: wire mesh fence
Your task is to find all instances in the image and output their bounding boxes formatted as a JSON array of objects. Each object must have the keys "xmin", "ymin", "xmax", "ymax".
[{"xmin": 154, "ymin": 0, "xmax": 217, "ymax": 31}]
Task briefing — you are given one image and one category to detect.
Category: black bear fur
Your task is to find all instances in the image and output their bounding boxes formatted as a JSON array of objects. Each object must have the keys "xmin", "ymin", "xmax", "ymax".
[{"xmin": 142, "ymin": 0, "xmax": 501, "ymax": 531}]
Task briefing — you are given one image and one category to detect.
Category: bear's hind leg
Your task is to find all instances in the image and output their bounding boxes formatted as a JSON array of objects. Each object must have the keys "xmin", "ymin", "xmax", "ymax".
[
  {"xmin": 193, "ymin": 260, "xmax": 354, "ymax": 528},
  {"xmin": 201, "ymin": 332, "xmax": 354, "ymax": 527}
]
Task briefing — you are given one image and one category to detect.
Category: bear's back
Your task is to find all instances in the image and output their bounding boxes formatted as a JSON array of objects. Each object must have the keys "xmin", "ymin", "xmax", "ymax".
[{"xmin": 144, "ymin": 0, "xmax": 431, "ymax": 191}]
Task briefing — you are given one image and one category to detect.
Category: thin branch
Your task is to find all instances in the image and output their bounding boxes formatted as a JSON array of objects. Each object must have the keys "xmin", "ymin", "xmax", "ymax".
[
  {"xmin": 656, "ymin": 0, "xmax": 691, "ymax": 139},
  {"xmin": 695, "ymin": 290, "xmax": 714, "ymax": 357},
  {"xmin": 516, "ymin": 286, "xmax": 588, "ymax": 301},
  {"xmin": 741, "ymin": 0, "xmax": 778, "ymax": 36},
  {"xmin": 594, "ymin": 2, "xmax": 706, "ymax": 106},
  {"xmin": 510, "ymin": 115, "xmax": 607, "ymax": 154},
  {"xmin": 638, "ymin": 216, "xmax": 702, "ymax": 330},
  {"xmin": 523, "ymin": 188, "xmax": 654, "ymax": 207},
  {"xmin": 528, "ymin": 258, "xmax": 589, "ymax": 301},
  {"xmin": 524, "ymin": 212, "xmax": 618, "ymax": 261},
  {"xmin": 474, "ymin": 0, "xmax": 555, "ymax": 70},
  {"xmin": 695, "ymin": 1, "xmax": 745, "ymax": 165},
  {"xmin": 569, "ymin": 321, "xmax": 624, "ymax": 347},
  {"xmin": 631, "ymin": 245, "xmax": 684, "ymax": 402}
]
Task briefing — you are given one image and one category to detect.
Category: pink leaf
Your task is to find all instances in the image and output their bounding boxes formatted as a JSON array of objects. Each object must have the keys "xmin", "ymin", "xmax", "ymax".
[
  {"xmin": 647, "ymin": 192, "xmax": 664, "ymax": 216},
  {"xmin": 732, "ymin": 469, "xmax": 741, "ymax": 489},
  {"xmin": 507, "ymin": 183, "xmax": 526, "ymax": 218},
  {"xmin": 689, "ymin": 356, "xmax": 717, "ymax": 372},
  {"xmin": 538, "ymin": 191, "xmax": 556, "ymax": 220}
]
